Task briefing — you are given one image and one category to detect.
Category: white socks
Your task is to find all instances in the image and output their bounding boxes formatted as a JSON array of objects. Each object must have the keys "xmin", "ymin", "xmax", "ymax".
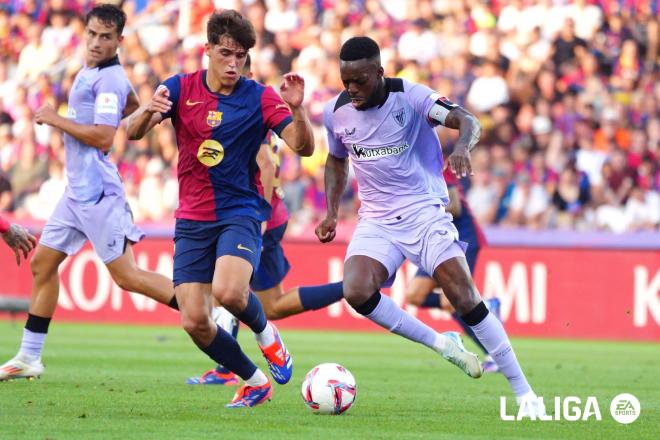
[
  {"xmin": 365, "ymin": 294, "xmax": 437, "ymax": 349},
  {"xmin": 19, "ymin": 329, "xmax": 46, "ymax": 359},
  {"xmin": 255, "ymin": 322, "xmax": 276, "ymax": 347},
  {"xmin": 469, "ymin": 312, "xmax": 532, "ymax": 397},
  {"xmin": 245, "ymin": 368, "xmax": 269, "ymax": 387}
]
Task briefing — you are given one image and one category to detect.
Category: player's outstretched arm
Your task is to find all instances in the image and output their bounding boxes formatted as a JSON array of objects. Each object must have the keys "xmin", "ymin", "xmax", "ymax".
[
  {"xmin": 279, "ymin": 73, "xmax": 314, "ymax": 157},
  {"xmin": 126, "ymin": 86, "xmax": 170, "ymax": 140},
  {"xmin": 35, "ymin": 103, "xmax": 117, "ymax": 152},
  {"xmin": 442, "ymin": 106, "xmax": 481, "ymax": 178},
  {"xmin": 0, "ymin": 217, "xmax": 37, "ymax": 266},
  {"xmin": 315, "ymin": 154, "xmax": 348, "ymax": 243}
]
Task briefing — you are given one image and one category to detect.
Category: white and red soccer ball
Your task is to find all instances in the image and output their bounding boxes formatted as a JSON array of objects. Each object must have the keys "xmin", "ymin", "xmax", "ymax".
[{"xmin": 301, "ymin": 363, "xmax": 357, "ymax": 415}]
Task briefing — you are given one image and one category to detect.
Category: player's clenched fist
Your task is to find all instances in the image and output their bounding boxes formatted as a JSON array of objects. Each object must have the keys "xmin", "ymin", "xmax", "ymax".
[
  {"xmin": 147, "ymin": 86, "xmax": 172, "ymax": 114},
  {"xmin": 315, "ymin": 216, "xmax": 337, "ymax": 243},
  {"xmin": 279, "ymin": 73, "xmax": 305, "ymax": 108},
  {"xmin": 34, "ymin": 103, "xmax": 58, "ymax": 126}
]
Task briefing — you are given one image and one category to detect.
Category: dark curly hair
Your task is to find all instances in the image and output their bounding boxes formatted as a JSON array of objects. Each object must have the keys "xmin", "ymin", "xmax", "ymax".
[{"xmin": 339, "ymin": 36, "xmax": 380, "ymax": 62}]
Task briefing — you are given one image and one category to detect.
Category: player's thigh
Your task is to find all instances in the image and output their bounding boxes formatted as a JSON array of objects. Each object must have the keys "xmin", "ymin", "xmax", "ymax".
[
  {"xmin": 173, "ymin": 219, "xmax": 217, "ymax": 287},
  {"xmin": 432, "ymin": 256, "xmax": 481, "ymax": 314},
  {"xmin": 105, "ymin": 243, "xmax": 137, "ymax": 282},
  {"xmin": 403, "ymin": 207, "xmax": 466, "ymax": 276},
  {"xmin": 252, "ymin": 223, "xmax": 290, "ymax": 292},
  {"xmin": 212, "ymin": 218, "xmax": 261, "ymax": 301},
  {"xmin": 38, "ymin": 196, "xmax": 87, "ymax": 262},
  {"xmin": 79, "ymin": 194, "xmax": 144, "ymax": 265},
  {"xmin": 344, "ymin": 220, "xmax": 404, "ymax": 298}
]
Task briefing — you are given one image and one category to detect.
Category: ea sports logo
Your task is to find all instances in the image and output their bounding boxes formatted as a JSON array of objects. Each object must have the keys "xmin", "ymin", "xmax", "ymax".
[
  {"xmin": 197, "ymin": 140, "xmax": 224, "ymax": 167},
  {"xmin": 610, "ymin": 393, "xmax": 640, "ymax": 424}
]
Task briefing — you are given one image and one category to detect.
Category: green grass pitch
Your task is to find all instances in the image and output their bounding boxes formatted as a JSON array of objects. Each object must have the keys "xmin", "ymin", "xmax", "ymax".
[{"xmin": 0, "ymin": 321, "xmax": 657, "ymax": 439}]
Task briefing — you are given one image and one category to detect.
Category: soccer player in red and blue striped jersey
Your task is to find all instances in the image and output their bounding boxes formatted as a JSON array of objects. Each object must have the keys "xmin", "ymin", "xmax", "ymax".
[{"xmin": 127, "ymin": 10, "xmax": 314, "ymax": 408}]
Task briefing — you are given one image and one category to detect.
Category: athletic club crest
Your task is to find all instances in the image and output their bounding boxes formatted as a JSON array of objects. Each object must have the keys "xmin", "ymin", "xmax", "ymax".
[
  {"xmin": 206, "ymin": 111, "xmax": 223, "ymax": 127},
  {"xmin": 391, "ymin": 108, "xmax": 405, "ymax": 127}
]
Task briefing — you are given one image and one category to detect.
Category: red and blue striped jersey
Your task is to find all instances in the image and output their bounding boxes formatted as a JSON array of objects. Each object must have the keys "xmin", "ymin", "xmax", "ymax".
[{"xmin": 160, "ymin": 70, "xmax": 293, "ymax": 222}]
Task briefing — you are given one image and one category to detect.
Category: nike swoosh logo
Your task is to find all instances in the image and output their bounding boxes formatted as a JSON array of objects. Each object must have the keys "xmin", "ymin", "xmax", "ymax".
[
  {"xmin": 237, "ymin": 244, "xmax": 254, "ymax": 253},
  {"xmin": 186, "ymin": 99, "xmax": 203, "ymax": 106}
]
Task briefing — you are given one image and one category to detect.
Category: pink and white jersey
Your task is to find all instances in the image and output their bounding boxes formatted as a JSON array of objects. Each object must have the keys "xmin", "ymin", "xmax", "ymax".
[{"xmin": 323, "ymin": 78, "xmax": 448, "ymax": 220}]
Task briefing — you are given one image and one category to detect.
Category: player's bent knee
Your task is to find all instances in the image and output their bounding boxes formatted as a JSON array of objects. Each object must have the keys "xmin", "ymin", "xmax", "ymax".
[
  {"xmin": 342, "ymin": 284, "xmax": 374, "ymax": 308},
  {"xmin": 450, "ymin": 292, "xmax": 481, "ymax": 316},
  {"xmin": 30, "ymin": 253, "xmax": 59, "ymax": 282},
  {"xmin": 180, "ymin": 313, "xmax": 212, "ymax": 337},
  {"xmin": 215, "ymin": 288, "xmax": 247, "ymax": 312}
]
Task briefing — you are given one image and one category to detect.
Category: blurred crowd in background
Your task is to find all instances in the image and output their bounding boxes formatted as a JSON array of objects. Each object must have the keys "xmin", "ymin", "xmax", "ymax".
[{"xmin": 0, "ymin": 0, "xmax": 658, "ymax": 234}]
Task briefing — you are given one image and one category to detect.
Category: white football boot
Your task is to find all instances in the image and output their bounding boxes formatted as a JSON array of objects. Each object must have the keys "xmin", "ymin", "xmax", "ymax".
[
  {"xmin": 0, "ymin": 353, "xmax": 44, "ymax": 381},
  {"xmin": 440, "ymin": 331, "xmax": 483, "ymax": 378}
]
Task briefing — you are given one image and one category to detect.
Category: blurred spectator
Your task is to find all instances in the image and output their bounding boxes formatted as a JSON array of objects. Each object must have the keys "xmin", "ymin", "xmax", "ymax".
[{"xmin": 0, "ymin": 0, "xmax": 656, "ymax": 234}]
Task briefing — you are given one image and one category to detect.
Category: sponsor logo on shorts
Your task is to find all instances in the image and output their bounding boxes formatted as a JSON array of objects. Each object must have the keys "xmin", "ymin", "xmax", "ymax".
[
  {"xmin": 351, "ymin": 142, "xmax": 410, "ymax": 161},
  {"xmin": 237, "ymin": 244, "xmax": 253, "ymax": 253}
]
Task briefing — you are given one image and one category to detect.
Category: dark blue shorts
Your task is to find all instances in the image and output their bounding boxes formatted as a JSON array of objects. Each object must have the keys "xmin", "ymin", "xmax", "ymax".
[
  {"xmin": 415, "ymin": 243, "xmax": 480, "ymax": 278},
  {"xmin": 251, "ymin": 222, "xmax": 290, "ymax": 291},
  {"xmin": 173, "ymin": 217, "xmax": 262, "ymax": 287}
]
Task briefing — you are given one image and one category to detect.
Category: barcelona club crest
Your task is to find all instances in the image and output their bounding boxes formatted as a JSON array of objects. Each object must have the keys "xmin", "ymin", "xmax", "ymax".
[
  {"xmin": 206, "ymin": 111, "xmax": 223, "ymax": 127},
  {"xmin": 391, "ymin": 108, "xmax": 406, "ymax": 127}
]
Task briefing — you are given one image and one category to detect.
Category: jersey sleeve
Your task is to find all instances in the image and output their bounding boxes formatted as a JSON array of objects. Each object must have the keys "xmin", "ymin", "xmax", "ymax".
[
  {"xmin": 323, "ymin": 100, "xmax": 347, "ymax": 158},
  {"xmin": 403, "ymin": 79, "xmax": 457, "ymax": 126},
  {"xmin": 158, "ymin": 75, "xmax": 181, "ymax": 122},
  {"xmin": 261, "ymin": 86, "xmax": 293, "ymax": 136},
  {"xmin": 92, "ymin": 70, "xmax": 129, "ymax": 128}
]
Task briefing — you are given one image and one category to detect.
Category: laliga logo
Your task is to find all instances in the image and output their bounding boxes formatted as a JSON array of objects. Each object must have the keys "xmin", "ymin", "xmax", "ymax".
[{"xmin": 500, "ymin": 393, "xmax": 641, "ymax": 423}]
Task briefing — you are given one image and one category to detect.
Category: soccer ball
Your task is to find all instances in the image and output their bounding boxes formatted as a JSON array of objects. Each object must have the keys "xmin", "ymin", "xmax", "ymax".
[{"xmin": 301, "ymin": 363, "xmax": 357, "ymax": 415}]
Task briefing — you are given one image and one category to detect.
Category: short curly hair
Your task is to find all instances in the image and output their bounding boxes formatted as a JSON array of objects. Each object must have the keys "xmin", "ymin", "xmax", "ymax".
[
  {"xmin": 207, "ymin": 9, "xmax": 256, "ymax": 50},
  {"xmin": 339, "ymin": 36, "xmax": 380, "ymax": 62}
]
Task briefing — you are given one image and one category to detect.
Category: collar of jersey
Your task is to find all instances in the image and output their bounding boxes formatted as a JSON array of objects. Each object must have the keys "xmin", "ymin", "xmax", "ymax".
[
  {"xmin": 201, "ymin": 70, "xmax": 244, "ymax": 97},
  {"xmin": 97, "ymin": 55, "xmax": 120, "ymax": 70}
]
